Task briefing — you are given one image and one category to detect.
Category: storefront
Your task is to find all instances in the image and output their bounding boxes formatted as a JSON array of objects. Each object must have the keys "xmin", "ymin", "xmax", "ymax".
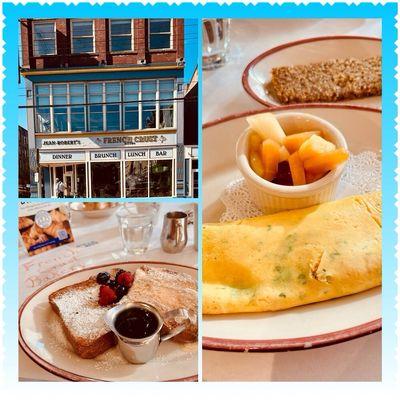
[
  {"xmin": 37, "ymin": 133, "xmax": 177, "ymax": 198},
  {"xmin": 184, "ymin": 146, "xmax": 198, "ymax": 198}
]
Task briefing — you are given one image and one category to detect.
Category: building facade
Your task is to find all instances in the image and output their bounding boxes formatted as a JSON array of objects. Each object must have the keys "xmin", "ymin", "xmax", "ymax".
[
  {"xmin": 18, "ymin": 126, "xmax": 30, "ymax": 197},
  {"xmin": 20, "ymin": 18, "xmax": 187, "ymax": 198}
]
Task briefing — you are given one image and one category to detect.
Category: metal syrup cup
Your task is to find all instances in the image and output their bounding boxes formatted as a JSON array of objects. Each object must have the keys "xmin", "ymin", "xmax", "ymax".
[{"xmin": 104, "ymin": 302, "xmax": 189, "ymax": 364}]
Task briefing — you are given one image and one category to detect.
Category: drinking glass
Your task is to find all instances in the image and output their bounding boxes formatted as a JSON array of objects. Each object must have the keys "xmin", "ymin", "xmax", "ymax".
[
  {"xmin": 202, "ymin": 18, "xmax": 231, "ymax": 70},
  {"xmin": 116, "ymin": 203, "xmax": 159, "ymax": 255}
]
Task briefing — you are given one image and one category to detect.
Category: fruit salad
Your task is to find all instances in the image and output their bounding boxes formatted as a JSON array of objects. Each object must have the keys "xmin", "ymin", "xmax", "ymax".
[{"xmin": 246, "ymin": 113, "xmax": 349, "ymax": 186}]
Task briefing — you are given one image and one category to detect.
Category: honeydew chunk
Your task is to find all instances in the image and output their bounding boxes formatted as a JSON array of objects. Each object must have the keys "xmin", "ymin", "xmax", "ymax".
[
  {"xmin": 298, "ymin": 135, "xmax": 336, "ymax": 161},
  {"xmin": 261, "ymin": 139, "xmax": 281, "ymax": 181},
  {"xmin": 288, "ymin": 152, "xmax": 306, "ymax": 186},
  {"xmin": 248, "ymin": 130, "xmax": 263, "ymax": 153},
  {"xmin": 283, "ymin": 131, "xmax": 321, "ymax": 154},
  {"xmin": 246, "ymin": 113, "xmax": 286, "ymax": 144},
  {"xmin": 279, "ymin": 146, "xmax": 290, "ymax": 162},
  {"xmin": 249, "ymin": 151, "xmax": 265, "ymax": 177},
  {"xmin": 304, "ymin": 148, "xmax": 349, "ymax": 175}
]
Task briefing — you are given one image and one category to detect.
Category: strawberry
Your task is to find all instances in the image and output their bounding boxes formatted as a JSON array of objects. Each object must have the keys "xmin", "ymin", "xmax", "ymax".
[
  {"xmin": 98, "ymin": 285, "xmax": 117, "ymax": 306},
  {"xmin": 116, "ymin": 271, "xmax": 134, "ymax": 288}
]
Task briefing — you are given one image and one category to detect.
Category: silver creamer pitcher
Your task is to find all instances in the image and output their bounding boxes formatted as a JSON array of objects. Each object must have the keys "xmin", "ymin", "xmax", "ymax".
[
  {"xmin": 104, "ymin": 302, "xmax": 189, "ymax": 364},
  {"xmin": 160, "ymin": 211, "xmax": 188, "ymax": 253}
]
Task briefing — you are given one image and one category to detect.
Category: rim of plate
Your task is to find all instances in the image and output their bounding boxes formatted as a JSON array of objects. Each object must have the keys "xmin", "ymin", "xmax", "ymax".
[
  {"xmin": 203, "ymin": 103, "xmax": 381, "ymax": 129},
  {"xmin": 19, "ymin": 261, "xmax": 198, "ymax": 382},
  {"xmin": 241, "ymin": 35, "xmax": 382, "ymax": 108},
  {"xmin": 203, "ymin": 105, "xmax": 381, "ymax": 351},
  {"xmin": 203, "ymin": 318, "xmax": 381, "ymax": 352}
]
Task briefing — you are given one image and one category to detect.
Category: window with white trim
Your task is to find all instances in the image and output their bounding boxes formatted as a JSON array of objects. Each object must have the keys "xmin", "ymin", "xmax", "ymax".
[
  {"xmin": 110, "ymin": 19, "xmax": 133, "ymax": 52},
  {"xmin": 33, "ymin": 22, "xmax": 56, "ymax": 56},
  {"xmin": 71, "ymin": 20, "xmax": 94, "ymax": 53},
  {"xmin": 149, "ymin": 19, "xmax": 172, "ymax": 50},
  {"xmin": 34, "ymin": 79, "xmax": 176, "ymax": 133}
]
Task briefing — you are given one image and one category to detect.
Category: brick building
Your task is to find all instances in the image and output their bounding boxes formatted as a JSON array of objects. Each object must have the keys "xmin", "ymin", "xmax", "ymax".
[{"xmin": 20, "ymin": 18, "xmax": 190, "ymax": 198}]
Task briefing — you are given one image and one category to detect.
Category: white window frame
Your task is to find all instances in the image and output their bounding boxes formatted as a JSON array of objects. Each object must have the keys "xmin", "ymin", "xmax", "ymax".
[
  {"xmin": 33, "ymin": 21, "xmax": 57, "ymax": 56},
  {"xmin": 70, "ymin": 19, "xmax": 95, "ymax": 54},
  {"xmin": 33, "ymin": 78, "xmax": 176, "ymax": 134},
  {"xmin": 109, "ymin": 19, "xmax": 134, "ymax": 53},
  {"xmin": 148, "ymin": 19, "xmax": 173, "ymax": 51}
]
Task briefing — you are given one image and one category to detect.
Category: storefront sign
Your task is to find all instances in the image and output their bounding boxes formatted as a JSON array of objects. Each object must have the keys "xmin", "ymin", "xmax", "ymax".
[
  {"xmin": 125, "ymin": 150, "xmax": 149, "ymax": 160},
  {"xmin": 150, "ymin": 149, "xmax": 174, "ymax": 159},
  {"xmin": 39, "ymin": 151, "xmax": 86, "ymax": 163},
  {"xmin": 90, "ymin": 151, "xmax": 121, "ymax": 161},
  {"xmin": 36, "ymin": 134, "xmax": 177, "ymax": 150}
]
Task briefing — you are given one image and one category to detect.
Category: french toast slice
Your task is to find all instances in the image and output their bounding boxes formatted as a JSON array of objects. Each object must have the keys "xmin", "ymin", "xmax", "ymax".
[
  {"xmin": 127, "ymin": 266, "xmax": 198, "ymax": 342},
  {"xmin": 48, "ymin": 278, "xmax": 119, "ymax": 359}
]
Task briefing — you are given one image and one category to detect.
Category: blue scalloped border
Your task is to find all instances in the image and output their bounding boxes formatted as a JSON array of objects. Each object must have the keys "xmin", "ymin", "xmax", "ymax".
[{"xmin": 2, "ymin": 1, "xmax": 398, "ymax": 384}]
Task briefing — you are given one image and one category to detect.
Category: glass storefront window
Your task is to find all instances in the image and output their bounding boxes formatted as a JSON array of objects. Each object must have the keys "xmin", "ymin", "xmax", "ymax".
[
  {"xmin": 149, "ymin": 159, "xmax": 172, "ymax": 197},
  {"xmin": 76, "ymin": 164, "xmax": 86, "ymax": 197},
  {"xmin": 91, "ymin": 162, "xmax": 121, "ymax": 198},
  {"xmin": 125, "ymin": 161, "xmax": 149, "ymax": 197}
]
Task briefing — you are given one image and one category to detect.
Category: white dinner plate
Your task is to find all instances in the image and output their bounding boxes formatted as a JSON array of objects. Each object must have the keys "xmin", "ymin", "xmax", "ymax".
[
  {"xmin": 203, "ymin": 105, "xmax": 381, "ymax": 351},
  {"xmin": 19, "ymin": 261, "xmax": 198, "ymax": 381},
  {"xmin": 242, "ymin": 36, "xmax": 381, "ymax": 109}
]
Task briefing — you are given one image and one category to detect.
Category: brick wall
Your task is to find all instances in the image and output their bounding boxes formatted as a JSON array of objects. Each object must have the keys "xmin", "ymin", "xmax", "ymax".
[{"xmin": 20, "ymin": 18, "xmax": 185, "ymax": 70}]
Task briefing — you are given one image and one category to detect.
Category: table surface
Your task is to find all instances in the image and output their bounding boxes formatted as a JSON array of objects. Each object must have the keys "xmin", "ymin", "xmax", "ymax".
[
  {"xmin": 202, "ymin": 18, "xmax": 381, "ymax": 382},
  {"xmin": 19, "ymin": 202, "xmax": 198, "ymax": 381}
]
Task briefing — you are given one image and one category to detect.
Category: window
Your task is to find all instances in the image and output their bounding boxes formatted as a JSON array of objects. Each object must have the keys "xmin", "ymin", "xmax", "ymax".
[
  {"xmin": 105, "ymin": 82, "xmax": 121, "ymax": 131},
  {"xmin": 142, "ymin": 80, "xmax": 156, "ymax": 129},
  {"xmin": 88, "ymin": 83, "xmax": 104, "ymax": 132},
  {"xmin": 33, "ymin": 79, "xmax": 176, "ymax": 133},
  {"xmin": 159, "ymin": 80, "xmax": 174, "ymax": 128},
  {"xmin": 110, "ymin": 19, "xmax": 133, "ymax": 52},
  {"xmin": 52, "ymin": 84, "xmax": 68, "ymax": 131},
  {"xmin": 35, "ymin": 85, "xmax": 51, "ymax": 133},
  {"xmin": 91, "ymin": 162, "xmax": 121, "ymax": 198},
  {"xmin": 70, "ymin": 84, "xmax": 86, "ymax": 131},
  {"xmin": 125, "ymin": 161, "xmax": 148, "ymax": 197},
  {"xmin": 149, "ymin": 160, "xmax": 173, "ymax": 197},
  {"xmin": 149, "ymin": 19, "xmax": 172, "ymax": 50},
  {"xmin": 71, "ymin": 20, "xmax": 94, "ymax": 53},
  {"xmin": 33, "ymin": 22, "xmax": 56, "ymax": 56},
  {"xmin": 123, "ymin": 81, "xmax": 139, "ymax": 130}
]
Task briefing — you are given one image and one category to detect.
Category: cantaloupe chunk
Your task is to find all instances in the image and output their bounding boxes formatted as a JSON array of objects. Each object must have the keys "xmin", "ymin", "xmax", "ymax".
[
  {"xmin": 246, "ymin": 113, "xmax": 286, "ymax": 144},
  {"xmin": 283, "ymin": 131, "xmax": 321, "ymax": 154},
  {"xmin": 248, "ymin": 130, "xmax": 262, "ymax": 153},
  {"xmin": 261, "ymin": 139, "xmax": 281, "ymax": 181},
  {"xmin": 304, "ymin": 148, "xmax": 349, "ymax": 174},
  {"xmin": 288, "ymin": 152, "xmax": 306, "ymax": 186},
  {"xmin": 279, "ymin": 146, "xmax": 290, "ymax": 162},
  {"xmin": 249, "ymin": 151, "xmax": 264, "ymax": 177},
  {"xmin": 305, "ymin": 171, "xmax": 326, "ymax": 184},
  {"xmin": 298, "ymin": 135, "xmax": 336, "ymax": 161}
]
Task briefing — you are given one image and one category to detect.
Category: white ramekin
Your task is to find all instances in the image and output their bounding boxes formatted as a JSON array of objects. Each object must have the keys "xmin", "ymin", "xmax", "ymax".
[{"xmin": 236, "ymin": 112, "xmax": 348, "ymax": 214}]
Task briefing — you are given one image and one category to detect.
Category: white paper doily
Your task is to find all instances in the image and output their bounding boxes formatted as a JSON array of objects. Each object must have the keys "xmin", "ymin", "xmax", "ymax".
[{"xmin": 220, "ymin": 151, "xmax": 381, "ymax": 222}]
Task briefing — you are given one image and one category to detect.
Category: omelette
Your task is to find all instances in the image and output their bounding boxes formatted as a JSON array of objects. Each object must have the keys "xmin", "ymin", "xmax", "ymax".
[{"xmin": 203, "ymin": 191, "xmax": 381, "ymax": 314}]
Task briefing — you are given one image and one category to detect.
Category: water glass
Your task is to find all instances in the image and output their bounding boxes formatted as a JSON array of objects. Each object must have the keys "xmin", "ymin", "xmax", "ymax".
[
  {"xmin": 202, "ymin": 18, "xmax": 231, "ymax": 70},
  {"xmin": 116, "ymin": 203, "xmax": 159, "ymax": 255}
]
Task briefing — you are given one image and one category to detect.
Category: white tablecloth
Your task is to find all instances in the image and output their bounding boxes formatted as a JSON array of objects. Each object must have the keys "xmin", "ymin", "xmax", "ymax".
[
  {"xmin": 19, "ymin": 202, "xmax": 198, "ymax": 381},
  {"xmin": 202, "ymin": 18, "xmax": 381, "ymax": 382}
]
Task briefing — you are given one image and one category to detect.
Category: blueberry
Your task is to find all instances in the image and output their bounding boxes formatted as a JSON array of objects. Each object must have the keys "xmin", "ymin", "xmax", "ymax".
[
  {"xmin": 96, "ymin": 272, "xmax": 110, "ymax": 285},
  {"xmin": 115, "ymin": 285, "xmax": 128, "ymax": 301},
  {"xmin": 115, "ymin": 269, "xmax": 125, "ymax": 279},
  {"xmin": 108, "ymin": 279, "xmax": 118, "ymax": 288}
]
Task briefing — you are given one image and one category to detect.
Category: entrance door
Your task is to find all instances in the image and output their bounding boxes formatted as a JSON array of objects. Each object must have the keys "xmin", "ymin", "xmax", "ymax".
[{"xmin": 64, "ymin": 171, "xmax": 74, "ymax": 197}]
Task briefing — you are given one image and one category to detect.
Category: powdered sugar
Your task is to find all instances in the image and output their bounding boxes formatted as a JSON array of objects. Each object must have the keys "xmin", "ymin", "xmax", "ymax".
[{"xmin": 220, "ymin": 151, "xmax": 381, "ymax": 222}]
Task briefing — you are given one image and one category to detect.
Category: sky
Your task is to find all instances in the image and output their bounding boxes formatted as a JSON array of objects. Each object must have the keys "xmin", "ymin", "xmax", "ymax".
[{"xmin": 18, "ymin": 19, "xmax": 199, "ymax": 129}]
